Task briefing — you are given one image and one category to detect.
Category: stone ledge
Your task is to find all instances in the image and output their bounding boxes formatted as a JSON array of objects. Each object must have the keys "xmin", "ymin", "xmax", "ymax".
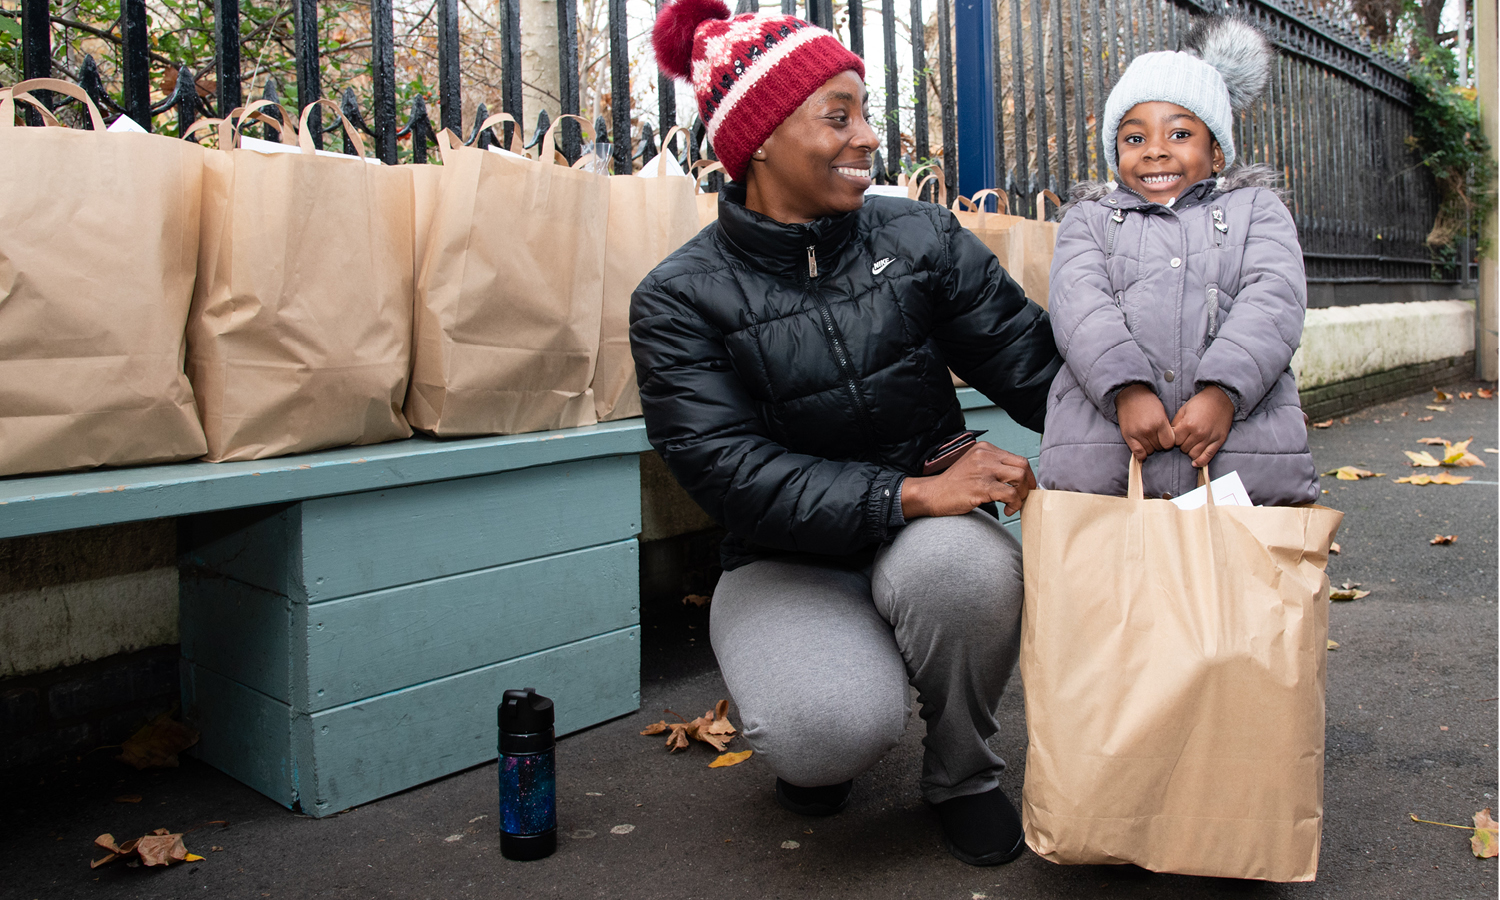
[{"xmin": 1300, "ymin": 353, "xmax": 1476, "ymax": 422}]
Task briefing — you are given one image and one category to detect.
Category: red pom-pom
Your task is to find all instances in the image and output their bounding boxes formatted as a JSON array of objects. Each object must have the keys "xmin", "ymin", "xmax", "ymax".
[{"xmin": 652, "ymin": 0, "xmax": 731, "ymax": 80}]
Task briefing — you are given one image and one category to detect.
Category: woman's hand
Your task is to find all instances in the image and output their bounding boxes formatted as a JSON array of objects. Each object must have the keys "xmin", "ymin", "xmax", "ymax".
[
  {"xmin": 1115, "ymin": 384, "xmax": 1175, "ymax": 462},
  {"xmin": 901, "ymin": 442, "xmax": 1038, "ymax": 518},
  {"xmin": 1172, "ymin": 384, "xmax": 1234, "ymax": 467}
]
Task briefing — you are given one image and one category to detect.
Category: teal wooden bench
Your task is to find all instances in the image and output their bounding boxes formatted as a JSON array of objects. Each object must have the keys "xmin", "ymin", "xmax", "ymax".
[{"xmin": 0, "ymin": 389, "xmax": 1033, "ymax": 815}]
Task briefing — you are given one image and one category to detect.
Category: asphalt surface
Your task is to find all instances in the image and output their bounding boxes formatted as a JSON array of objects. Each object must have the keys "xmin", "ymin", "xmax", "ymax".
[{"xmin": 2, "ymin": 381, "xmax": 1495, "ymax": 900}]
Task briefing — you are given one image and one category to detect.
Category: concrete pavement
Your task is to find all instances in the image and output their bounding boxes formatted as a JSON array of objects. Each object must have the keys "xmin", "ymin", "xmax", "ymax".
[{"xmin": 2, "ymin": 381, "xmax": 1495, "ymax": 900}]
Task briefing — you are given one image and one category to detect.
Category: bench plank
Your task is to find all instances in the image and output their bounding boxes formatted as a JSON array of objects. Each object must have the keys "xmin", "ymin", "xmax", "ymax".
[
  {"xmin": 0, "ymin": 420, "xmax": 652, "ymax": 540},
  {"xmin": 182, "ymin": 626, "xmax": 641, "ymax": 816}
]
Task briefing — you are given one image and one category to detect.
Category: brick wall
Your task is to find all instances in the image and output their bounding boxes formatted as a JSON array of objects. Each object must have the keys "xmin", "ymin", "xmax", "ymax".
[
  {"xmin": 1, "ymin": 645, "xmax": 180, "ymax": 769},
  {"xmin": 1299, "ymin": 353, "xmax": 1477, "ymax": 422}
]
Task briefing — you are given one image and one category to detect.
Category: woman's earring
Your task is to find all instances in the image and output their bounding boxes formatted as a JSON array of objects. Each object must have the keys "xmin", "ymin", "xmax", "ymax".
[{"xmin": 753, "ymin": 148, "xmax": 767, "ymax": 160}]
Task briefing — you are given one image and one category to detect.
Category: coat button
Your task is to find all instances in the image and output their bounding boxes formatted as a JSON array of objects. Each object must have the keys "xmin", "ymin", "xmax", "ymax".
[
  {"xmin": 1170, "ymin": 257, "xmax": 1182, "ymax": 268},
  {"xmin": 1164, "ymin": 370, "xmax": 1176, "ymax": 382}
]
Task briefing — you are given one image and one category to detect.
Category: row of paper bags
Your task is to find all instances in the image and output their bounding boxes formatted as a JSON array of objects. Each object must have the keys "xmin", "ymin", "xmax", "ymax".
[
  {"xmin": 0, "ymin": 79, "xmax": 1062, "ymax": 478},
  {"xmin": 0, "ymin": 79, "xmax": 707, "ymax": 476}
]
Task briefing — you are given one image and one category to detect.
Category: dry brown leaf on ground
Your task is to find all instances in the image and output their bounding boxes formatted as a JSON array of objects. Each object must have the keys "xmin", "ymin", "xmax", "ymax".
[
  {"xmin": 1409, "ymin": 811, "xmax": 1500, "ymax": 859},
  {"xmin": 640, "ymin": 701, "xmax": 738, "ymax": 753},
  {"xmin": 1430, "ymin": 535, "xmax": 1457, "ymax": 545},
  {"xmin": 1327, "ymin": 639, "xmax": 1340, "ymax": 650},
  {"xmin": 1330, "ymin": 581, "xmax": 1370, "ymax": 601},
  {"xmin": 1479, "ymin": 388, "xmax": 1494, "ymax": 400},
  {"xmin": 1418, "ymin": 415, "xmax": 1435, "ymax": 422},
  {"xmin": 1417, "ymin": 436, "xmax": 1449, "ymax": 445},
  {"xmin": 1459, "ymin": 391, "xmax": 1474, "ymax": 399},
  {"xmin": 1433, "ymin": 388, "xmax": 1453, "ymax": 402},
  {"xmin": 1473, "ymin": 809, "xmax": 1499, "ymax": 858},
  {"xmin": 1396, "ymin": 472, "xmax": 1474, "ymax": 486},
  {"xmin": 91, "ymin": 829, "xmax": 203, "ymax": 868},
  {"xmin": 1441, "ymin": 438, "xmax": 1486, "ymax": 467},
  {"xmin": 1330, "ymin": 542, "xmax": 1341, "ymax": 554},
  {"xmin": 1405, "ymin": 450, "xmax": 1442, "ymax": 467},
  {"xmin": 118, "ymin": 712, "xmax": 199, "ymax": 770},
  {"xmin": 1427, "ymin": 405, "xmax": 1450, "ymax": 412},
  {"xmin": 1325, "ymin": 466, "xmax": 1382, "ymax": 480},
  {"xmin": 1311, "ymin": 419, "xmax": 1333, "ymax": 428},
  {"xmin": 709, "ymin": 750, "xmax": 754, "ymax": 768}
]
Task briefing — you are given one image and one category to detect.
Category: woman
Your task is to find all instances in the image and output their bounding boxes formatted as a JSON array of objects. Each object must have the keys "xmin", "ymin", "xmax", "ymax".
[{"xmin": 632, "ymin": 0, "xmax": 1061, "ymax": 866}]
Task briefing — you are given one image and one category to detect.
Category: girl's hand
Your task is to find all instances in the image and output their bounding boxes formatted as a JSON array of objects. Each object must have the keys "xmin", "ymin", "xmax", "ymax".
[
  {"xmin": 1115, "ymin": 384, "xmax": 1175, "ymax": 462},
  {"xmin": 1171, "ymin": 385, "xmax": 1234, "ymax": 467},
  {"xmin": 901, "ymin": 442, "xmax": 1038, "ymax": 518}
]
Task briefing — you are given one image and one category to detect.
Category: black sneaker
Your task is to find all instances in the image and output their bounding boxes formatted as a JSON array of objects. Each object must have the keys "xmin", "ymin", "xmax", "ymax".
[
  {"xmin": 775, "ymin": 778, "xmax": 854, "ymax": 816},
  {"xmin": 934, "ymin": 787, "xmax": 1027, "ymax": 866}
]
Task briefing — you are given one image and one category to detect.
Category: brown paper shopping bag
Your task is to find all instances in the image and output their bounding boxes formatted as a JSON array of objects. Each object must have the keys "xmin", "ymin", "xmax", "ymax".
[
  {"xmin": 593, "ymin": 128, "xmax": 701, "ymax": 421},
  {"xmin": 406, "ymin": 114, "xmax": 608, "ymax": 436},
  {"xmin": 691, "ymin": 160, "xmax": 725, "ymax": 230},
  {"xmin": 1018, "ymin": 459, "xmax": 1343, "ymax": 881},
  {"xmin": 1009, "ymin": 190, "xmax": 1062, "ymax": 310},
  {"xmin": 0, "ymin": 79, "xmax": 207, "ymax": 476},
  {"xmin": 188, "ymin": 100, "xmax": 414, "ymax": 461}
]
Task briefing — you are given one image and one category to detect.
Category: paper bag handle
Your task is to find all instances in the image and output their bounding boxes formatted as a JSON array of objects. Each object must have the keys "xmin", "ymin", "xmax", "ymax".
[
  {"xmin": 476, "ymin": 111, "xmax": 526, "ymax": 156},
  {"xmin": 690, "ymin": 159, "xmax": 725, "ymax": 194},
  {"xmin": 657, "ymin": 125, "xmax": 692, "ymax": 177},
  {"xmin": 298, "ymin": 98, "xmax": 367, "ymax": 159},
  {"xmin": 0, "ymin": 89, "xmax": 63, "ymax": 127},
  {"xmin": 951, "ymin": 189, "xmax": 1010, "ymax": 220},
  {"xmin": 2, "ymin": 78, "xmax": 107, "ymax": 131},
  {"xmin": 539, "ymin": 113, "xmax": 594, "ymax": 167},
  {"xmin": 912, "ymin": 169, "xmax": 947, "ymax": 207},
  {"xmin": 1035, "ymin": 188, "xmax": 1061, "ymax": 222},
  {"xmin": 1128, "ymin": 456, "xmax": 1215, "ymax": 502},
  {"xmin": 217, "ymin": 100, "xmax": 298, "ymax": 149}
]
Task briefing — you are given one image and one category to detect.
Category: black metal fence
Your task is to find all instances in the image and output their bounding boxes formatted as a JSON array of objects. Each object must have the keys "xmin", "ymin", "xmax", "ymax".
[{"xmin": 5, "ymin": 0, "xmax": 1472, "ymax": 285}]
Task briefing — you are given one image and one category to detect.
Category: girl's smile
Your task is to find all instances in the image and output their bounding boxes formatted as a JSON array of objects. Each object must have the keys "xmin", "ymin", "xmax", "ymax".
[{"xmin": 1115, "ymin": 101, "xmax": 1225, "ymax": 203}]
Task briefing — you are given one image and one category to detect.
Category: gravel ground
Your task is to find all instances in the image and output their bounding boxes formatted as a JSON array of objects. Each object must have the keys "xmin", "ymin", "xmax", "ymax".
[{"xmin": 2, "ymin": 381, "xmax": 1495, "ymax": 900}]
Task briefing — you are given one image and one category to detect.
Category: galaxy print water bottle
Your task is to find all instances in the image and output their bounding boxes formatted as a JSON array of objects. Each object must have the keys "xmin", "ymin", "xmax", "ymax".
[{"xmin": 498, "ymin": 687, "xmax": 557, "ymax": 860}]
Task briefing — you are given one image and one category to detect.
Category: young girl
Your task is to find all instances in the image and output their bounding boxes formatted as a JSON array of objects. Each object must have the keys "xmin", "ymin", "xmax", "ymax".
[{"xmin": 1041, "ymin": 15, "xmax": 1319, "ymax": 507}]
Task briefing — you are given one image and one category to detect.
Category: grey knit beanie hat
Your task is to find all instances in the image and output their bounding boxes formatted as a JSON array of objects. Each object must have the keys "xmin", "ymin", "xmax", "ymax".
[{"xmin": 1102, "ymin": 16, "xmax": 1272, "ymax": 175}]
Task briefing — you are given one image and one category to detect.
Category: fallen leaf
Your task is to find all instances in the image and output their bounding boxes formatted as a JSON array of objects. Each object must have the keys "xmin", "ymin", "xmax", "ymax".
[
  {"xmin": 90, "ymin": 830, "xmax": 195, "ymax": 868},
  {"xmin": 1487, "ymin": 448, "xmax": 1499, "ymax": 454},
  {"xmin": 1330, "ymin": 581, "xmax": 1370, "ymax": 601},
  {"xmin": 1479, "ymin": 388, "xmax": 1494, "ymax": 400},
  {"xmin": 1441, "ymin": 438, "xmax": 1486, "ymax": 467},
  {"xmin": 1405, "ymin": 450, "xmax": 1442, "ymax": 467},
  {"xmin": 781, "ymin": 840, "xmax": 801, "ymax": 849},
  {"xmin": 1418, "ymin": 415, "xmax": 1434, "ymax": 422},
  {"xmin": 682, "ymin": 593, "xmax": 711, "ymax": 607},
  {"xmin": 1325, "ymin": 465, "xmax": 1381, "ymax": 480},
  {"xmin": 1459, "ymin": 391, "xmax": 1474, "ymax": 399},
  {"xmin": 1417, "ymin": 436, "xmax": 1449, "ymax": 445},
  {"xmin": 1327, "ymin": 639, "xmax": 1340, "ymax": 650},
  {"xmin": 610, "ymin": 824, "xmax": 635, "ymax": 835},
  {"xmin": 1430, "ymin": 535, "xmax": 1457, "ymax": 545},
  {"xmin": 1396, "ymin": 472, "xmax": 1473, "ymax": 485},
  {"xmin": 709, "ymin": 750, "xmax": 754, "ymax": 768},
  {"xmin": 118, "ymin": 712, "xmax": 199, "ymax": 770},
  {"xmin": 1311, "ymin": 418, "xmax": 1333, "ymax": 428},
  {"xmin": 114, "ymin": 795, "xmax": 142, "ymax": 804},
  {"xmin": 1474, "ymin": 809, "xmax": 1499, "ymax": 858},
  {"xmin": 1433, "ymin": 388, "xmax": 1453, "ymax": 402},
  {"xmin": 1330, "ymin": 542, "xmax": 1341, "ymax": 554},
  {"xmin": 1427, "ymin": 405, "xmax": 1449, "ymax": 412},
  {"xmin": 641, "ymin": 701, "xmax": 738, "ymax": 753}
]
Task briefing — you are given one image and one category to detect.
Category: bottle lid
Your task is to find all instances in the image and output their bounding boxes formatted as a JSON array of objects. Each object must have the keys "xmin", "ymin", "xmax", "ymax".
[{"xmin": 498, "ymin": 687, "xmax": 554, "ymax": 734}]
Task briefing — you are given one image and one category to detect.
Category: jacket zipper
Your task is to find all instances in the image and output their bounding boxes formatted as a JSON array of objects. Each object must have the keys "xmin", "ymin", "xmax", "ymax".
[
  {"xmin": 1105, "ymin": 209, "xmax": 1125, "ymax": 257},
  {"xmin": 1211, "ymin": 206, "xmax": 1227, "ymax": 247},
  {"xmin": 806, "ymin": 244, "xmax": 875, "ymax": 440},
  {"xmin": 1206, "ymin": 284, "xmax": 1220, "ymax": 339}
]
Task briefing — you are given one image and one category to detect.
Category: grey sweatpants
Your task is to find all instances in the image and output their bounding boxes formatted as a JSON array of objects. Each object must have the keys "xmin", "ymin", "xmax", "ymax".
[{"xmin": 709, "ymin": 511, "xmax": 1024, "ymax": 804}]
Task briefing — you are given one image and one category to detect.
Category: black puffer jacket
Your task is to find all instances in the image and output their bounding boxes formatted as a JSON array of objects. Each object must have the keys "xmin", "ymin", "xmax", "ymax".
[{"xmin": 630, "ymin": 183, "xmax": 1061, "ymax": 570}]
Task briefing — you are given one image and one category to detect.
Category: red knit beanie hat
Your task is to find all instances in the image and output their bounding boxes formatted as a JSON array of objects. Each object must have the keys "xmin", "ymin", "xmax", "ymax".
[{"xmin": 652, "ymin": 0, "xmax": 864, "ymax": 182}]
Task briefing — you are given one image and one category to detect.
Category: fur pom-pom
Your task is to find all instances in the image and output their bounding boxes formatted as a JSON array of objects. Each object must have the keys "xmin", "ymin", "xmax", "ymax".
[
  {"xmin": 1183, "ymin": 15, "xmax": 1272, "ymax": 110},
  {"xmin": 653, "ymin": 0, "xmax": 731, "ymax": 80}
]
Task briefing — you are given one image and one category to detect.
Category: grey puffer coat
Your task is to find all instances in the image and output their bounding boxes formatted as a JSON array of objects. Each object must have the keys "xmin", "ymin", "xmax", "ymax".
[{"xmin": 1039, "ymin": 165, "xmax": 1319, "ymax": 506}]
